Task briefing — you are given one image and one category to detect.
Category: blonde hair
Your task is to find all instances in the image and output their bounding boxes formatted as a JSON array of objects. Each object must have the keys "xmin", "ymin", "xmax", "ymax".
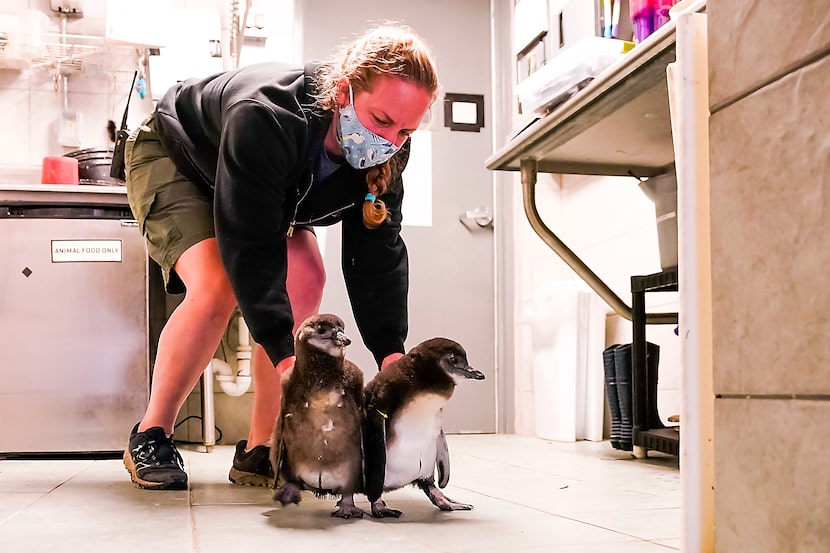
[{"xmin": 315, "ymin": 23, "xmax": 439, "ymax": 229}]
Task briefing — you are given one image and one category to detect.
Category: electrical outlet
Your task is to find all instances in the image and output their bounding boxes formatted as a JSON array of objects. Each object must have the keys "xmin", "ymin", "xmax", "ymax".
[{"xmin": 49, "ymin": 0, "xmax": 84, "ymax": 17}]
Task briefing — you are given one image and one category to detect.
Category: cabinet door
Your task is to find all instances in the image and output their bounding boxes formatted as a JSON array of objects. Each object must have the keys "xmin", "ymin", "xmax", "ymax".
[{"xmin": 0, "ymin": 217, "xmax": 149, "ymax": 453}]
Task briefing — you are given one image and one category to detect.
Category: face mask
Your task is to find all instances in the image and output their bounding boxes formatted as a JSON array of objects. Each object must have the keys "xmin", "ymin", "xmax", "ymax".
[{"xmin": 337, "ymin": 85, "xmax": 401, "ymax": 169}]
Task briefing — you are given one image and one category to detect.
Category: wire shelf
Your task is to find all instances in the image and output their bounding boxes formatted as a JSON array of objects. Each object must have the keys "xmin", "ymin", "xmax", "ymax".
[
  {"xmin": 0, "ymin": 33, "xmax": 142, "ymax": 73},
  {"xmin": 31, "ymin": 41, "xmax": 99, "ymax": 71}
]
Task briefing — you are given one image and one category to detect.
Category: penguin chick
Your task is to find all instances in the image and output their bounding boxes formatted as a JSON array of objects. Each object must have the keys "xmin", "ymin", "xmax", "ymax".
[
  {"xmin": 363, "ymin": 337, "xmax": 485, "ymax": 518},
  {"xmin": 271, "ymin": 314, "xmax": 365, "ymax": 519}
]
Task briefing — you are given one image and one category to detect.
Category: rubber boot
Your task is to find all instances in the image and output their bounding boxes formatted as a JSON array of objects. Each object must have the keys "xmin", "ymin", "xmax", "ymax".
[
  {"xmin": 602, "ymin": 344, "xmax": 623, "ymax": 449},
  {"xmin": 613, "ymin": 343, "xmax": 633, "ymax": 451},
  {"xmin": 646, "ymin": 341, "xmax": 666, "ymax": 429}
]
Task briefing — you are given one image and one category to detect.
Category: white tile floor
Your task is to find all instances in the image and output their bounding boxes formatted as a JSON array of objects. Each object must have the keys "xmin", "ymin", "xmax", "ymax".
[{"xmin": 0, "ymin": 434, "xmax": 680, "ymax": 553}]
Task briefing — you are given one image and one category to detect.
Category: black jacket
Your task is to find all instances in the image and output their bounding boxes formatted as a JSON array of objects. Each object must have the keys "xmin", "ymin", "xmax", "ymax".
[{"xmin": 153, "ymin": 62, "xmax": 410, "ymax": 366}]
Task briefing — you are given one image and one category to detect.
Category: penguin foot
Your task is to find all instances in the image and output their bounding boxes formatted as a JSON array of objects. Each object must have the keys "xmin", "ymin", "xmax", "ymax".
[
  {"xmin": 370, "ymin": 498, "xmax": 404, "ymax": 518},
  {"xmin": 331, "ymin": 494, "xmax": 364, "ymax": 519},
  {"xmin": 274, "ymin": 482, "xmax": 302, "ymax": 506},
  {"xmin": 420, "ymin": 483, "xmax": 473, "ymax": 512}
]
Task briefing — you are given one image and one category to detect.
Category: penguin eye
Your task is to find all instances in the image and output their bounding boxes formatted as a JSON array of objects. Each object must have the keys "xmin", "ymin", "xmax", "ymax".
[
  {"xmin": 316, "ymin": 323, "xmax": 326, "ymax": 334},
  {"xmin": 448, "ymin": 354, "xmax": 457, "ymax": 365}
]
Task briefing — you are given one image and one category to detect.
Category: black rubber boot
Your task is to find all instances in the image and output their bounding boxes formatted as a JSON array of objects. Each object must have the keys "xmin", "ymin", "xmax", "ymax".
[
  {"xmin": 613, "ymin": 343, "xmax": 633, "ymax": 451},
  {"xmin": 646, "ymin": 341, "xmax": 666, "ymax": 429},
  {"xmin": 602, "ymin": 344, "xmax": 623, "ymax": 449}
]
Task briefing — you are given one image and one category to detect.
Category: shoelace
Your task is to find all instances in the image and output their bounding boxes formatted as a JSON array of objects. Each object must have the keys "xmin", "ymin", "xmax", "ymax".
[{"xmin": 133, "ymin": 436, "xmax": 184, "ymax": 471}]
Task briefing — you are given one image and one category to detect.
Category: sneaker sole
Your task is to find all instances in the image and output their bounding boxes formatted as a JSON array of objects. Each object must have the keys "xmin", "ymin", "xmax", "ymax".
[
  {"xmin": 228, "ymin": 467, "xmax": 274, "ymax": 487},
  {"xmin": 123, "ymin": 450, "xmax": 188, "ymax": 491}
]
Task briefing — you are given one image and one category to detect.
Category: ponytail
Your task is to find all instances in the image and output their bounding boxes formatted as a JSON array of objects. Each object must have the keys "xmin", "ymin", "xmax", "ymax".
[
  {"xmin": 362, "ymin": 193, "xmax": 386, "ymax": 229},
  {"xmin": 362, "ymin": 161, "xmax": 391, "ymax": 229}
]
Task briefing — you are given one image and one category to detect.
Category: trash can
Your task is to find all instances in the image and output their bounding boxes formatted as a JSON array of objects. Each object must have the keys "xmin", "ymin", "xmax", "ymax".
[{"xmin": 526, "ymin": 281, "xmax": 606, "ymax": 442}]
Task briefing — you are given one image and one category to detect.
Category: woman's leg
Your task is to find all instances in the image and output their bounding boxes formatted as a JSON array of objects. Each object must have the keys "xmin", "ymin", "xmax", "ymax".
[
  {"xmin": 245, "ymin": 228, "xmax": 326, "ymax": 448},
  {"xmin": 139, "ymin": 238, "xmax": 237, "ymax": 435}
]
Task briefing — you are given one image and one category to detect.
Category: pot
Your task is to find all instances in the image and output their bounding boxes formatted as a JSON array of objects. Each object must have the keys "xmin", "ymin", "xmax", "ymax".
[{"xmin": 64, "ymin": 148, "xmax": 119, "ymax": 185}]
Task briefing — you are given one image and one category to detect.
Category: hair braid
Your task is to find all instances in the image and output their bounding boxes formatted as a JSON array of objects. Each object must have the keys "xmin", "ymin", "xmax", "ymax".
[{"xmin": 363, "ymin": 163, "xmax": 392, "ymax": 228}]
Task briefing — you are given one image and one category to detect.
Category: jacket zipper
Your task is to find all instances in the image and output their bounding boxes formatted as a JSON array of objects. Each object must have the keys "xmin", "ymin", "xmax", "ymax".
[
  {"xmin": 287, "ymin": 174, "xmax": 358, "ymax": 235},
  {"xmin": 294, "ymin": 202, "xmax": 356, "ymax": 226},
  {"xmin": 287, "ymin": 174, "xmax": 313, "ymax": 237}
]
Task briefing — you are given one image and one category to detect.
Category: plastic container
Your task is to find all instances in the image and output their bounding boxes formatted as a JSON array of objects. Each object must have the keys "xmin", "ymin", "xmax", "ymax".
[
  {"xmin": 525, "ymin": 281, "xmax": 606, "ymax": 443},
  {"xmin": 515, "ymin": 37, "xmax": 633, "ymax": 115},
  {"xmin": 639, "ymin": 168, "xmax": 678, "ymax": 270},
  {"xmin": 41, "ymin": 156, "xmax": 79, "ymax": 185}
]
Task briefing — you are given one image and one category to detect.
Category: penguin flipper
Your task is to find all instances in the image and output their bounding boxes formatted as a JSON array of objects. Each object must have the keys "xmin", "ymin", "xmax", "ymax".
[
  {"xmin": 271, "ymin": 375, "xmax": 293, "ymax": 491},
  {"xmin": 362, "ymin": 404, "xmax": 388, "ymax": 503},
  {"xmin": 270, "ymin": 411, "xmax": 287, "ymax": 491},
  {"xmin": 436, "ymin": 429, "xmax": 450, "ymax": 488}
]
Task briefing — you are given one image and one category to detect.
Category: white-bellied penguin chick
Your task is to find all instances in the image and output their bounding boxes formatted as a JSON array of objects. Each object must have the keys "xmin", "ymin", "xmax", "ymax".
[
  {"xmin": 271, "ymin": 314, "xmax": 365, "ymax": 518},
  {"xmin": 363, "ymin": 337, "xmax": 485, "ymax": 518}
]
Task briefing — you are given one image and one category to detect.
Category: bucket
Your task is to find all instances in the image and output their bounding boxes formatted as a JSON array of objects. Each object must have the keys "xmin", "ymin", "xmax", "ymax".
[
  {"xmin": 64, "ymin": 148, "xmax": 119, "ymax": 185},
  {"xmin": 639, "ymin": 168, "xmax": 678, "ymax": 270},
  {"xmin": 41, "ymin": 156, "xmax": 79, "ymax": 185}
]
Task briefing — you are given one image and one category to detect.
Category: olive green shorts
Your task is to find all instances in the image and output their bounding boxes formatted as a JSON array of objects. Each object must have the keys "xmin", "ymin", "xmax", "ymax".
[{"xmin": 124, "ymin": 117, "xmax": 214, "ymax": 294}]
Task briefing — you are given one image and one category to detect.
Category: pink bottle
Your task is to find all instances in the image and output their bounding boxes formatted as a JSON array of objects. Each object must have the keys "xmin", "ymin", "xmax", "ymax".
[
  {"xmin": 654, "ymin": 0, "xmax": 676, "ymax": 31},
  {"xmin": 629, "ymin": 0, "xmax": 655, "ymax": 42}
]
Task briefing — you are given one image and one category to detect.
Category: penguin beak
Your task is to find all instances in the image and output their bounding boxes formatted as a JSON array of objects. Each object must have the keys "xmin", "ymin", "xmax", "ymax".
[
  {"xmin": 460, "ymin": 366, "xmax": 485, "ymax": 380},
  {"xmin": 333, "ymin": 330, "xmax": 351, "ymax": 347}
]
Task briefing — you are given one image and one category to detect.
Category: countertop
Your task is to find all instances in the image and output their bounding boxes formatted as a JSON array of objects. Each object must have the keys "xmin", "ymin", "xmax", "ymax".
[{"xmin": 0, "ymin": 184, "xmax": 129, "ymax": 206}]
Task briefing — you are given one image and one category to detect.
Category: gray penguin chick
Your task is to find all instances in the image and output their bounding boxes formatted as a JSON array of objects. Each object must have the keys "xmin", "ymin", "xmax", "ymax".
[{"xmin": 271, "ymin": 314, "xmax": 365, "ymax": 518}]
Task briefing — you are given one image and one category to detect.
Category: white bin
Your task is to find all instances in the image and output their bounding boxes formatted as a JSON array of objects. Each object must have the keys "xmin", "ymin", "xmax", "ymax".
[{"xmin": 527, "ymin": 281, "xmax": 606, "ymax": 442}]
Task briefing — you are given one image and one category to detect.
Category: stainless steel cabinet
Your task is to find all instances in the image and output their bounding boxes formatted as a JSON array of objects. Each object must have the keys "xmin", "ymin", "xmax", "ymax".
[{"xmin": 0, "ymin": 186, "xmax": 149, "ymax": 454}]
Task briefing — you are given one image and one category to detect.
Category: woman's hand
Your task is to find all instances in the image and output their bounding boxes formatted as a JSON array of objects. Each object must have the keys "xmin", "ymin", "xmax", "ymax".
[
  {"xmin": 276, "ymin": 355, "xmax": 295, "ymax": 375},
  {"xmin": 381, "ymin": 352, "xmax": 404, "ymax": 370}
]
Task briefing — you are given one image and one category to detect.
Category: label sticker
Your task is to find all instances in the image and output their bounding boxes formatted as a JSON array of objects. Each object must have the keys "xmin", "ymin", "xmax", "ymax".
[{"xmin": 51, "ymin": 240, "xmax": 123, "ymax": 262}]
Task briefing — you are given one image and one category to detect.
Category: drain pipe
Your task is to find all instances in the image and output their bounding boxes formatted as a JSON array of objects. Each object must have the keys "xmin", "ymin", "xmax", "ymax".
[{"xmin": 211, "ymin": 313, "xmax": 253, "ymax": 396}]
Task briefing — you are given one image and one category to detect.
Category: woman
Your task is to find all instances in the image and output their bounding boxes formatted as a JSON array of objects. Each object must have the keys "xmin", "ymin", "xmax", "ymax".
[{"xmin": 123, "ymin": 24, "xmax": 439, "ymax": 490}]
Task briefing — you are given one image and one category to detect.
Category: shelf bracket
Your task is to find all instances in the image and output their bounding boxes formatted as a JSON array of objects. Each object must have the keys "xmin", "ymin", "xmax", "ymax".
[{"xmin": 519, "ymin": 157, "xmax": 677, "ymax": 324}]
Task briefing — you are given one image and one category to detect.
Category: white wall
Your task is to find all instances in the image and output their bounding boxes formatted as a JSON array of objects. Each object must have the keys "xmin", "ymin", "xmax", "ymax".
[{"xmin": 510, "ymin": 171, "xmax": 681, "ymax": 437}]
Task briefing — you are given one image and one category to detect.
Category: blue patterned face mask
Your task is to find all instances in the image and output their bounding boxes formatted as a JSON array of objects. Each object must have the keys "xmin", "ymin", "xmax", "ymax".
[{"xmin": 337, "ymin": 85, "xmax": 401, "ymax": 169}]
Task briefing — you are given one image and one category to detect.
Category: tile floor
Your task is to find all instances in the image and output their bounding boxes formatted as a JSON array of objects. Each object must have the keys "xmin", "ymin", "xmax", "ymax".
[{"xmin": 0, "ymin": 434, "xmax": 680, "ymax": 553}]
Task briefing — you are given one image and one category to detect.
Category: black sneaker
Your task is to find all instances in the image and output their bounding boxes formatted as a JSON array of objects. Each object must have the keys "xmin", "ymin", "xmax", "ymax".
[
  {"xmin": 228, "ymin": 440, "xmax": 274, "ymax": 487},
  {"xmin": 123, "ymin": 423, "xmax": 188, "ymax": 490}
]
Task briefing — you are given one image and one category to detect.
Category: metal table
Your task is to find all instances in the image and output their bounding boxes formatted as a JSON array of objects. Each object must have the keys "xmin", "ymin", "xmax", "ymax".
[{"xmin": 485, "ymin": 21, "xmax": 683, "ymax": 456}]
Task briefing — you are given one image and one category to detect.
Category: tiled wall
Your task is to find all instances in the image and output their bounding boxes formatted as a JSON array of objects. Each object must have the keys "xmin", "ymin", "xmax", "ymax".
[
  {"xmin": 511, "ymin": 170, "xmax": 681, "ymax": 437},
  {"xmin": 0, "ymin": 0, "xmax": 153, "ymax": 182},
  {"xmin": 708, "ymin": 0, "xmax": 830, "ymax": 550}
]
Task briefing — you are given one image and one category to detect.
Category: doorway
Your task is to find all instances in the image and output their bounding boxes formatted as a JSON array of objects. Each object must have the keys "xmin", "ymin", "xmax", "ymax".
[{"xmin": 301, "ymin": 0, "xmax": 497, "ymax": 433}]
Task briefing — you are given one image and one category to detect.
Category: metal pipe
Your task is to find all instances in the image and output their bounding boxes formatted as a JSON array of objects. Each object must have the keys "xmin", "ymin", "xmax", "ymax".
[
  {"xmin": 519, "ymin": 158, "xmax": 678, "ymax": 325},
  {"xmin": 201, "ymin": 363, "xmax": 216, "ymax": 452}
]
